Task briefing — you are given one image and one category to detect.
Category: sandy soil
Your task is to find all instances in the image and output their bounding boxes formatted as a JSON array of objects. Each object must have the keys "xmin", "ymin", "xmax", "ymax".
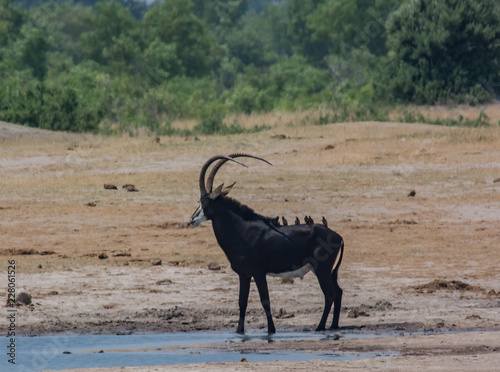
[{"xmin": 1, "ymin": 110, "xmax": 500, "ymax": 371}]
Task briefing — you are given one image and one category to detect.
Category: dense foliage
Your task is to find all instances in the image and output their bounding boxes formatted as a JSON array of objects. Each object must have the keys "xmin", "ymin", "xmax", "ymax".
[
  {"xmin": 0, "ymin": 0, "xmax": 499, "ymax": 133},
  {"xmin": 376, "ymin": 0, "xmax": 500, "ymax": 105}
]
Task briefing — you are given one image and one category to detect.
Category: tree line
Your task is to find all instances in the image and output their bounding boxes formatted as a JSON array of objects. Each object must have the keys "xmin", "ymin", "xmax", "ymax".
[{"xmin": 1, "ymin": 0, "xmax": 499, "ymax": 133}]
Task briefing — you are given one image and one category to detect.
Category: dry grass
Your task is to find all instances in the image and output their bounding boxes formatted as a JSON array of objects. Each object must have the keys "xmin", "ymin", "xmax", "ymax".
[{"xmin": 1, "ymin": 106, "xmax": 500, "ymax": 279}]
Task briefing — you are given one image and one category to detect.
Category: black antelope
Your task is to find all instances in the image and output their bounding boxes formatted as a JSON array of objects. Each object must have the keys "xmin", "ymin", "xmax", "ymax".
[{"xmin": 190, "ymin": 154, "xmax": 344, "ymax": 334}]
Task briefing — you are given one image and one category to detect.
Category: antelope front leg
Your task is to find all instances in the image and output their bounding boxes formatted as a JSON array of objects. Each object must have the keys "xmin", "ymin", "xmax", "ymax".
[
  {"xmin": 236, "ymin": 274, "xmax": 251, "ymax": 334},
  {"xmin": 253, "ymin": 274, "xmax": 276, "ymax": 334}
]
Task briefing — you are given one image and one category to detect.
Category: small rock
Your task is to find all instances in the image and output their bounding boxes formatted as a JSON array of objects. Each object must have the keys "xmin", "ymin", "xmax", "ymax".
[
  {"xmin": 424, "ymin": 319, "xmax": 445, "ymax": 330},
  {"xmin": 277, "ymin": 308, "xmax": 295, "ymax": 319},
  {"xmin": 63, "ymin": 351, "xmax": 72, "ymax": 355},
  {"xmin": 347, "ymin": 307, "xmax": 369, "ymax": 318},
  {"xmin": 113, "ymin": 252, "xmax": 131, "ymax": 257},
  {"xmin": 271, "ymin": 134, "xmax": 288, "ymax": 140},
  {"xmin": 151, "ymin": 259, "xmax": 162, "ymax": 266},
  {"xmin": 48, "ymin": 290, "xmax": 59, "ymax": 296},
  {"xmin": 408, "ymin": 190, "xmax": 416, "ymax": 197},
  {"xmin": 125, "ymin": 185, "xmax": 139, "ymax": 192},
  {"xmin": 86, "ymin": 202, "xmax": 97, "ymax": 207},
  {"xmin": 207, "ymin": 263, "xmax": 221, "ymax": 271},
  {"xmin": 493, "ymin": 177, "xmax": 500, "ymax": 183},
  {"xmin": 281, "ymin": 278, "xmax": 294, "ymax": 284},
  {"xmin": 104, "ymin": 184, "xmax": 117, "ymax": 190},
  {"xmin": 16, "ymin": 292, "xmax": 32, "ymax": 305},
  {"xmin": 98, "ymin": 253, "xmax": 108, "ymax": 259},
  {"xmin": 465, "ymin": 314, "xmax": 481, "ymax": 320},
  {"xmin": 373, "ymin": 300, "xmax": 393, "ymax": 311},
  {"xmin": 324, "ymin": 144, "xmax": 335, "ymax": 150},
  {"xmin": 240, "ymin": 358, "xmax": 247, "ymax": 362}
]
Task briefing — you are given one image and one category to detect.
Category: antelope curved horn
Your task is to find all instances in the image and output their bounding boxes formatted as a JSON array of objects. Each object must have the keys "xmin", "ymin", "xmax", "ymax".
[
  {"xmin": 206, "ymin": 153, "xmax": 273, "ymax": 193},
  {"xmin": 199, "ymin": 155, "xmax": 247, "ymax": 195}
]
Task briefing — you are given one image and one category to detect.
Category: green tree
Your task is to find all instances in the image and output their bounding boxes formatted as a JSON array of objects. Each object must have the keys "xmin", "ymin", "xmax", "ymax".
[
  {"xmin": 142, "ymin": 0, "xmax": 221, "ymax": 77},
  {"xmin": 140, "ymin": 38, "xmax": 184, "ymax": 84},
  {"xmin": 285, "ymin": 0, "xmax": 329, "ymax": 64},
  {"xmin": 29, "ymin": 2, "xmax": 93, "ymax": 65},
  {"xmin": 193, "ymin": 0, "xmax": 250, "ymax": 29},
  {"xmin": 377, "ymin": 0, "xmax": 500, "ymax": 104},
  {"xmin": 307, "ymin": 0, "xmax": 399, "ymax": 57},
  {"xmin": 79, "ymin": 0, "xmax": 139, "ymax": 69},
  {"xmin": 224, "ymin": 10, "xmax": 278, "ymax": 68},
  {"xmin": 0, "ymin": 0, "xmax": 24, "ymax": 47},
  {"xmin": 18, "ymin": 25, "xmax": 49, "ymax": 80}
]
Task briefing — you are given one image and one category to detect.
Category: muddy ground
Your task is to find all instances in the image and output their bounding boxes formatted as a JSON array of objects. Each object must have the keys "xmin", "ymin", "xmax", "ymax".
[{"xmin": 1, "ymin": 109, "xmax": 499, "ymax": 371}]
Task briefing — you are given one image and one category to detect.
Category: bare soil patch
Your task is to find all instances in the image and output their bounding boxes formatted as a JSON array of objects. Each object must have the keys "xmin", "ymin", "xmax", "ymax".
[{"xmin": 1, "ymin": 111, "xmax": 500, "ymax": 371}]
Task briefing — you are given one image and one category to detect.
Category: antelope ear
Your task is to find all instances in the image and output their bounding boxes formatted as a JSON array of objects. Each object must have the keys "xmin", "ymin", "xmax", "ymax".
[
  {"xmin": 222, "ymin": 182, "xmax": 236, "ymax": 196},
  {"xmin": 210, "ymin": 183, "xmax": 225, "ymax": 200}
]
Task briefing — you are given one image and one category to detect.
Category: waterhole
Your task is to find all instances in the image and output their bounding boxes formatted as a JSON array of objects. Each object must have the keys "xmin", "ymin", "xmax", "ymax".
[{"xmin": 9, "ymin": 330, "xmax": 401, "ymax": 371}]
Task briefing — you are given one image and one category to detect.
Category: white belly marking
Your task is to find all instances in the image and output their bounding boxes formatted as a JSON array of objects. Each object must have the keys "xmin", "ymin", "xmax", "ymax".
[{"xmin": 268, "ymin": 264, "xmax": 313, "ymax": 279}]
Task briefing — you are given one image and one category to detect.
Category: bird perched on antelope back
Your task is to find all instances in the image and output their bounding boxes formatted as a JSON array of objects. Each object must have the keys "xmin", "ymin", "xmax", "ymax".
[
  {"xmin": 322, "ymin": 216, "xmax": 328, "ymax": 227},
  {"xmin": 282, "ymin": 216, "xmax": 288, "ymax": 226},
  {"xmin": 295, "ymin": 217, "xmax": 300, "ymax": 225}
]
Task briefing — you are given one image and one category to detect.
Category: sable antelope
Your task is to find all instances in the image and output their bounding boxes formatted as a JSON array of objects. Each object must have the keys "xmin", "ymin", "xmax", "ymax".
[
  {"xmin": 322, "ymin": 216, "xmax": 328, "ymax": 227},
  {"xmin": 282, "ymin": 216, "xmax": 288, "ymax": 226},
  {"xmin": 190, "ymin": 154, "xmax": 344, "ymax": 334},
  {"xmin": 295, "ymin": 217, "xmax": 300, "ymax": 225}
]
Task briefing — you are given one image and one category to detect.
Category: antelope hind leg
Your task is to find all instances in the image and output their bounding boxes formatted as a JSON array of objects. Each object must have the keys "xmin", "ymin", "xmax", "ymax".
[{"xmin": 253, "ymin": 274, "xmax": 276, "ymax": 334}]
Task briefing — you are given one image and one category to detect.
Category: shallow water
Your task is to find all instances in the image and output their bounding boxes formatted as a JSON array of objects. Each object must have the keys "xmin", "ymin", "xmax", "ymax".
[{"xmin": 6, "ymin": 330, "xmax": 397, "ymax": 372}]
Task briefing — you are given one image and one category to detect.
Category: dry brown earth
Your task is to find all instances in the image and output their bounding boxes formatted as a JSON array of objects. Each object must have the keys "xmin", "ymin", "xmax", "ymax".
[{"xmin": 1, "ymin": 107, "xmax": 499, "ymax": 371}]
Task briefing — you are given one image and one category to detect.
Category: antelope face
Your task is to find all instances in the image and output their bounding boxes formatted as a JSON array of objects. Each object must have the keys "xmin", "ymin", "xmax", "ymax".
[
  {"xmin": 190, "ymin": 202, "xmax": 208, "ymax": 227},
  {"xmin": 190, "ymin": 193, "xmax": 215, "ymax": 227}
]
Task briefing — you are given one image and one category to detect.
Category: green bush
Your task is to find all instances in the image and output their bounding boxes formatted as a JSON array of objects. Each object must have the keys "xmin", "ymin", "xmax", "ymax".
[
  {"xmin": 0, "ymin": 70, "xmax": 104, "ymax": 132},
  {"xmin": 398, "ymin": 110, "xmax": 491, "ymax": 127},
  {"xmin": 194, "ymin": 106, "xmax": 227, "ymax": 135},
  {"xmin": 376, "ymin": 0, "xmax": 500, "ymax": 104}
]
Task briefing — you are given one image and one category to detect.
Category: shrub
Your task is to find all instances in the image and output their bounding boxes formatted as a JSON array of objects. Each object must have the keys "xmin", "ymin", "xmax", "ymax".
[{"xmin": 376, "ymin": 0, "xmax": 500, "ymax": 104}]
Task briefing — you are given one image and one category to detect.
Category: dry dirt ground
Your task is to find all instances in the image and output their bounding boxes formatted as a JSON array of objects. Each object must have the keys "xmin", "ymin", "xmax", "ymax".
[{"xmin": 1, "ymin": 106, "xmax": 500, "ymax": 371}]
